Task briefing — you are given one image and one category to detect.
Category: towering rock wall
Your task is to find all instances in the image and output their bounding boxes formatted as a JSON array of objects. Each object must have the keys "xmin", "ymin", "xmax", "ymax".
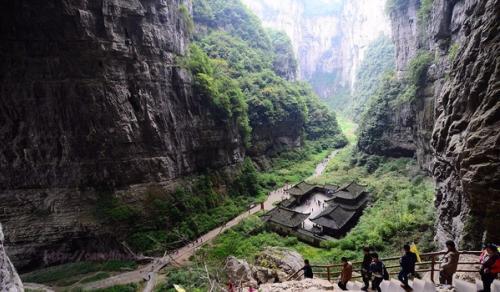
[
  {"xmin": 429, "ymin": 0, "xmax": 499, "ymax": 247},
  {"xmin": 242, "ymin": 0, "xmax": 391, "ymax": 100},
  {"xmin": 0, "ymin": 0, "xmax": 245, "ymax": 269},
  {"xmin": 360, "ymin": 0, "xmax": 500, "ymax": 247}
]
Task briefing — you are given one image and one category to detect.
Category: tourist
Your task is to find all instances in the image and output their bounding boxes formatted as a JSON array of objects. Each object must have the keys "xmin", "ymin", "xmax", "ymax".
[
  {"xmin": 338, "ymin": 257, "xmax": 353, "ymax": 290},
  {"xmin": 370, "ymin": 253, "xmax": 385, "ymax": 292},
  {"xmin": 361, "ymin": 247, "xmax": 372, "ymax": 291},
  {"xmin": 301, "ymin": 259, "xmax": 314, "ymax": 278},
  {"xmin": 398, "ymin": 244, "xmax": 417, "ymax": 290},
  {"xmin": 479, "ymin": 243, "xmax": 500, "ymax": 292},
  {"xmin": 439, "ymin": 240, "xmax": 459, "ymax": 285}
]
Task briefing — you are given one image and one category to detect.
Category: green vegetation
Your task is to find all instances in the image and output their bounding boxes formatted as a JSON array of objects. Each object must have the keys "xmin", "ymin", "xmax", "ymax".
[
  {"xmin": 183, "ymin": 44, "xmax": 251, "ymax": 143},
  {"xmin": 448, "ymin": 42, "xmax": 460, "ymax": 62},
  {"xmin": 92, "ymin": 283, "xmax": 139, "ymax": 292},
  {"xmin": 79, "ymin": 272, "xmax": 110, "ymax": 284},
  {"xmin": 417, "ymin": 0, "xmax": 433, "ymax": 24},
  {"xmin": 267, "ymin": 29, "xmax": 298, "ymax": 80},
  {"xmin": 193, "ymin": 0, "xmax": 271, "ymax": 51},
  {"xmin": 158, "ymin": 266, "xmax": 211, "ymax": 291},
  {"xmin": 357, "ymin": 72, "xmax": 402, "ymax": 152},
  {"xmin": 179, "ymin": 4, "xmax": 194, "ymax": 34},
  {"xmin": 357, "ymin": 49, "xmax": 433, "ymax": 147},
  {"xmin": 218, "ymin": 147, "xmax": 435, "ymax": 262},
  {"xmin": 336, "ymin": 114, "xmax": 358, "ymax": 144},
  {"xmin": 191, "ymin": 0, "xmax": 347, "ymax": 147},
  {"xmin": 407, "ymin": 51, "xmax": 433, "ymax": 86},
  {"xmin": 126, "ymin": 172, "xmax": 261, "ymax": 252},
  {"xmin": 349, "ymin": 35, "xmax": 395, "ymax": 118},
  {"xmin": 21, "ymin": 260, "xmax": 136, "ymax": 286},
  {"xmin": 257, "ymin": 141, "xmax": 335, "ymax": 192},
  {"xmin": 165, "ymin": 145, "xmax": 435, "ymax": 290},
  {"xmin": 385, "ymin": 0, "xmax": 410, "ymax": 15}
]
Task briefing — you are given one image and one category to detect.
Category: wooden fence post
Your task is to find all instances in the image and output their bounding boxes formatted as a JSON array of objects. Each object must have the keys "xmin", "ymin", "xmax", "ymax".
[
  {"xmin": 431, "ymin": 255, "xmax": 435, "ymax": 283},
  {"xmin": 327, "ymin": 266, "xmax": 331, "ymax": 282}
]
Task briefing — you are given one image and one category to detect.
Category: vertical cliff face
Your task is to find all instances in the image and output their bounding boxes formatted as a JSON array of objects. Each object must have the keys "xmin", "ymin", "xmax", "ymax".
[
  {"xmin": 429, "ymin": 0, "xmax": 500, "ymax": 247},
  {"xmin": 242, "ymin": 0, "xmax": 391, "ymax": 100},
  {"xmin": 0, "ymin": 0, "xmax": 245, "ymax": 269},
  {"xmin": 360, "ymin": 0, "xmax": 500, "ymax": 246}
]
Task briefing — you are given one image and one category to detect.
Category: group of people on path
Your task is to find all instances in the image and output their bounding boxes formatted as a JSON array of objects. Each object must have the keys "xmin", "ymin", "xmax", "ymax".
[{"xmin": 300, "ymin": 241, "xmax": 500, "ymax": 292}]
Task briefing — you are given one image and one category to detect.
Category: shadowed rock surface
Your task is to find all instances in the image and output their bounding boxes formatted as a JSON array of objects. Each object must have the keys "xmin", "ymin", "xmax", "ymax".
[{"xmin": 0, "ymin": 0, "xmax": 245, "ymax": 269}]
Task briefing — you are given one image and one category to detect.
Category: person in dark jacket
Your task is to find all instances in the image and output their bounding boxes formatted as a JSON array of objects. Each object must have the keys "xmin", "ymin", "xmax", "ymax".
[
  {"xmin": 370, "ymin": 253, "xmax": 385, "ymax": 292},
  {"xmin": 301, "ymin": 259, "xmax": 314, "ymax": 278},
  {"xmin": 361, "ymin": 247, "xmax": 372, "ymax": 291},
  {"xmin": 398, "ymin": 244, "xmax": 417, "ymax": 290},
  {"xmin": 480, "ymin": 244, "xmax": 500, "ymax": 292}
]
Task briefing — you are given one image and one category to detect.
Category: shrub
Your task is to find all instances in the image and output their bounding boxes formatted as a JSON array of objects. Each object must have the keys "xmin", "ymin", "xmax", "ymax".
[
  {"xmin": 407, "ymin": 51, "xmax": 433, "ymax": 86},
  {"xmin": 448, "ymin": 42, "xmax": 460, "ymax": 62},
  {"xmin": 417, "ymin": 0, "xmax": 433, "ymax": 24},
  {"xmin": 179, "ymin": 4, "xmax": 194, "ymax": 34}
]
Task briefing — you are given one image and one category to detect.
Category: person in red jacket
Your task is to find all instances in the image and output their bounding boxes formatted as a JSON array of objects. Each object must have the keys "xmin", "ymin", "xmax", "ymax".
[{"xmin": 480, "ymin": 244, "xmax": 500, "ymax": 292}]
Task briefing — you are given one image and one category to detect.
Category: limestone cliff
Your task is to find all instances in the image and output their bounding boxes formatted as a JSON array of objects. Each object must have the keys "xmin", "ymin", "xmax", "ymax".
[
  {"xmin": 358, "ymin": 0, "xmax": 500, "ymax": 247},
  {"xmin": 0, "ymin": 0, "xmax": 244, "ymax": 269},
  {"xmin": 242, "ymin": 0, "xmax": 391, "ymax": 101},
  {"xmin": 0, "ymin": 224, "xmax": 24, "ymax": 291}
]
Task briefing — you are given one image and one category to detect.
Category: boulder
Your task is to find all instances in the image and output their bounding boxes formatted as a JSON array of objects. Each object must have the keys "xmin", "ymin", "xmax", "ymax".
[
  {"xmin": 225, "ymin": 256, "xmax": 258, "ymax": 288},
  {"xmin": 252, "ymin": 265, "xmax": 288, "ymax": 284},
  {"xmin": 254, "ymin": 247, "xmax": 304, "ymax": 276}
]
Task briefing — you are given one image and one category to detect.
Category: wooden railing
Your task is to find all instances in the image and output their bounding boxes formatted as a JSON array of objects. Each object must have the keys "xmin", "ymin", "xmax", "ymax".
[{"xmin": 295, "ymin": 250, "xmax": 482, "ymax": 283}]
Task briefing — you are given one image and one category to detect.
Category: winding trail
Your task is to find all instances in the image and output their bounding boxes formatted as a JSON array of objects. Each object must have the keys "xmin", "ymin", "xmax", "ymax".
[{"xmin": 81, "ymin": 149, "xmax": 340, "ymax": 290}]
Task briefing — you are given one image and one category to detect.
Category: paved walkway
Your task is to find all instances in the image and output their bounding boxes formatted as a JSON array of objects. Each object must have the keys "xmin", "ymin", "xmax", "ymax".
[{"xmin": 82, "ymin": 149, "xmax": 339, "ymax": 290}]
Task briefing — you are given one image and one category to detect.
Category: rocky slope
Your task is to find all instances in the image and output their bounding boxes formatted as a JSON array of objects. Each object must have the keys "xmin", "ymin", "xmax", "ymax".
[
  {"xmin": 0, "ymin": 0, "xmax": 245, "ymax": 270},
  {"xmin": 242, "ymin": 0, "xmax": 391, "ymax": 100},
  {"xmin": 358, "ymin": 0, "xmax": 500, "ymax": 247}
]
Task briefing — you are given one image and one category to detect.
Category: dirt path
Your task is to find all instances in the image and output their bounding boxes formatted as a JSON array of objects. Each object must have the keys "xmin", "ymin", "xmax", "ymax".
[
  {"xmin": 81, "ymin": 149, "xmax": 339, "ymax": 290},
  {"xmin": 310, "ymin": 149, "xmax": 339, "ymax": 179}
]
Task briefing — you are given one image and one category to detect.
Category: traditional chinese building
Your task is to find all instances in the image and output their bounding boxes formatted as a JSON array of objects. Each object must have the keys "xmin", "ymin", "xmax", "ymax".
[{"xmin": 263, "ymin": 181, "xmax": 370, "ymax": 245}]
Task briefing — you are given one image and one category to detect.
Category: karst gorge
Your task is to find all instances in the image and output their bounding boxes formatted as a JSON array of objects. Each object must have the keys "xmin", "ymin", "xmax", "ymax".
[{"xmin": 0, "ymin": 0, "xmax": 498, "ymax": 291}]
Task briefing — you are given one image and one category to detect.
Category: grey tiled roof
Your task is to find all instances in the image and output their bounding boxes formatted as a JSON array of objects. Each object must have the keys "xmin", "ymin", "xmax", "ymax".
[
  {"xmin": 287, "ymin": 181, "xmax": 316, "ymax": 196},
  {"xmin": 310, "ymin": 204, "xmax": 357, "ymax": 230},
  {"xmin": 264, "ymin": 207, "xmax": 310, "ymax": 228}
]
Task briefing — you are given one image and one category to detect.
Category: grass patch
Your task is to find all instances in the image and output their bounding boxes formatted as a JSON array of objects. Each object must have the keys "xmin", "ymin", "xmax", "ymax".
[
  {"xmin": 79, "ymin": 272, "xmax": 111, "ymax": 284},
  {"xmin": 336, "ymin": 114, "xmax": 358, "ymax": 144},
  {"xmin": 21, "ymin": 260, "xmax": 136, "ymax": 286},
  {"xmin": 91, "ymin": 283, "xmax": 139, "ymax": 292}
]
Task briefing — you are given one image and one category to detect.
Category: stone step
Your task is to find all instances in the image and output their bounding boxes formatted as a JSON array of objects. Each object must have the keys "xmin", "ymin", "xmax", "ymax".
[
  {"xmin": 494, "ymin": 279, "xmax": 500, "ymax": 292},
  {"xmin": 453, "ymin": 278, "xmax": 476, "ymax": 292}
]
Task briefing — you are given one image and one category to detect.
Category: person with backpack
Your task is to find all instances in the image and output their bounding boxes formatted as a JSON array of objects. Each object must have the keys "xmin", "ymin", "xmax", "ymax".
[
  {"xmin": 439, "ymin": 240, "xmax": 459, "ymax": 285},
  {"xmin": 479, "ymin": 243, "xmax": 500, "ymax": 292},
  {"xmin": 338, "ymin": 257, "xmax": 353, "ymax": 290},
  {"xmin": 361, "ymin": 247, "xmax": 372, "ymax": 291},
  {"xmin": 399, "ymin": 244, "xmax": 417, "ymax": 290},
  {"xmin": 370, "ymin": 253, "xmax": 388, "ymax": 292}
]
